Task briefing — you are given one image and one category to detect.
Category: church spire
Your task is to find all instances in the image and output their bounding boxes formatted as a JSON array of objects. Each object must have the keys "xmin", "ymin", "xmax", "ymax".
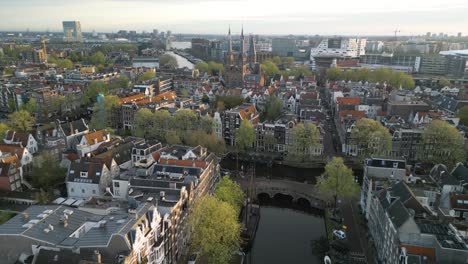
[
  {"xmin": 240, "ymin": 25, "xmax": 245, "ymax": 55},
  {"xmin": 228, "ymin": 25, "xmax": 232, "ymax": 53},
  {"xmin": 249, "ymin": 34, "xmax": 256, "ymax": 64}
]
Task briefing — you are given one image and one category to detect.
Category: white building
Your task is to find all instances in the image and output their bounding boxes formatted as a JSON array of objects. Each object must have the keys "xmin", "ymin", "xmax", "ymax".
[
  {"xmin": 310, "ymin": 38, "xmax": 367, "ymax": 59},
  {"xmin": 132, "ymin": 57, "xmax": 160, "ymax": 69}
]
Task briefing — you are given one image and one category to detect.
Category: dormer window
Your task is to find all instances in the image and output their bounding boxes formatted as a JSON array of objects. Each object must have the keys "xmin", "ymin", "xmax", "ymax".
[
  {"xmin": 80, "ymin": 171, "xmax": 88, "ymax": 178},
  {"xmin": 393, "ymin": 162, "xmax": 399, "ymax": 168}
]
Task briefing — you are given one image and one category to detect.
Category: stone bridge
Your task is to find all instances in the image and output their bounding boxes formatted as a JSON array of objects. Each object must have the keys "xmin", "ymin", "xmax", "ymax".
[{"xmin": 236, "ymin": 178, "xmax": 329, "ymax": 210}]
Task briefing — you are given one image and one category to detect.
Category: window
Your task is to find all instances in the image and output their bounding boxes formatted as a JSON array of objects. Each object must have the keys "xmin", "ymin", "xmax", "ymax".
[
  {"xmin": 393, "ymin": 162, "xmax": 399, "ymax": 168},
  {"xmin": 71, "ymin": 188, "xmax": 74, "ymax": 193},
  {"xmin": 80, "ymin": 171, "xmax": 88, "ymax": 177},
  {"xmin": 114, "ymin": 182, "xmax": 120, "ymax": 188},
  {"xmin": 92, "ymin": 190, "xmax": 96, "ymax": 194},
  {"xmin": 82, "ymin": 189, "xmax": 85, "ymax": 193}
]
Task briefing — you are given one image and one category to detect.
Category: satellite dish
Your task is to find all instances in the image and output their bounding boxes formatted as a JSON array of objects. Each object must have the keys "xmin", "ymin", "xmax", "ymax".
[{"xmin": 324, "ymin": 256, "xmax": 331, "ymax": 264}]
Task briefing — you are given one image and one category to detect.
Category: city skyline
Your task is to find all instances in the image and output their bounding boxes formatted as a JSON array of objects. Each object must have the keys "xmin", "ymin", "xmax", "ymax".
[{"xmin": 0, "ymin": 0, "xmax": 467, "ymax": 35}]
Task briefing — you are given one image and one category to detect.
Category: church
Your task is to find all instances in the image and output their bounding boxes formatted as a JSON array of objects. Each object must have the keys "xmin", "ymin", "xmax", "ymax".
[{"xmin": 223, "ymin": 27, "xmax": 265, "ymax": 89}]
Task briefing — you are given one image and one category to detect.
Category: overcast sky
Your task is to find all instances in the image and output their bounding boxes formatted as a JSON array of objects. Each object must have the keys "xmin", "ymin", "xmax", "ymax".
[{"xmin": 1, "ymin": 0, "xmax": 467, "ymax": 35}]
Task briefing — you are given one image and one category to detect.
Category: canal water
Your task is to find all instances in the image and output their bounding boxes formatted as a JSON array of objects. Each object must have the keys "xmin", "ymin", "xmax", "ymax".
[
  {"xmin": 165, "ymin": 51, "xmax": 194, "ymax": 70},
  {"xmin": 245, "ymin": 195, "xmax": 326, "ymax": 264}
]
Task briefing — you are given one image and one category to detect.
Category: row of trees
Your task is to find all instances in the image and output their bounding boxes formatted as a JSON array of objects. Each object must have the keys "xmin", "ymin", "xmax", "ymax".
[
  {"xmin": 326, "ymin": 67, "xmax": 415, "ymax": 89},
  {"xmin": 260, "ymin": 56, "xmax": 312, "ymax": 79},
  {"xmin": 350, "ymin": 118, "xmax": 465, "ymax": 168},
  {"xmin": 133, "ymin": 109, "xmax": 225, "ymax": 154},
  {"xmin": 189, "ymin": 176, "xmax": 244, "ymax": 264},
  {"xmin": 159, "ymin": 54, "xmax": 178, "ymax": 69},
  {"xmin": 195, "ymin": 61, "xmax": 224, "ymax": 75}
]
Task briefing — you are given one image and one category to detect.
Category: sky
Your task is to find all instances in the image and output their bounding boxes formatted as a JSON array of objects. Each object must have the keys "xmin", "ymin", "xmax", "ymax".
[{"xmin": 0, "ymin": 0, "xmax": 467, "ymax": 36}]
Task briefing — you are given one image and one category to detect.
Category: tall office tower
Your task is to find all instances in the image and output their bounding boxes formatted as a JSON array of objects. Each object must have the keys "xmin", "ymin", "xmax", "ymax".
[
  {"xmin": 426, "ymin": 32, "xmax": 431, "ymax": 38},
  {"xmin": 62, "ymin": 21, "xmax": 82, "ymax": 42},
  {"xmin": 458, "ymin": 32, "xmax": 462, "ymax": 38}
]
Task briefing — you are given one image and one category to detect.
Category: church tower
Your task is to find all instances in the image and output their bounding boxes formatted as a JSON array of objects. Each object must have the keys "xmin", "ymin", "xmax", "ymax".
[
  {"xmin": 223, "ymin": 26, "xmax": 247, "ymax": 88},
  {"xmin": 248, "ymin": 35, "xmax": 257, "ymax": 65}
]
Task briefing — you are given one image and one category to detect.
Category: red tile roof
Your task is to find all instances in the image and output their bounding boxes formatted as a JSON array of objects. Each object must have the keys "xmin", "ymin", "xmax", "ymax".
[
  {"xmin": 339, "ymin": 110, "xmax": 366, "ymax": 119},
  {"xmin": 84, "ymin": 130, "xmax": 109, "ymax": 145},
  {"xmin": 336, "ymin": 97, "xmax": 361, "ymax": 105}
]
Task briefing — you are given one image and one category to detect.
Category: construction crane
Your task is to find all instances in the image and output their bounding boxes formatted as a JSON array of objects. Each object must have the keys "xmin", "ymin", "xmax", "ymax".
[
  {"xmin": 41, "ymin": 37, "xmax": 48, "ymax": 63},
  {"xmin": 393, "ymin": 28, "xmax": 401, "ymax": 41}
]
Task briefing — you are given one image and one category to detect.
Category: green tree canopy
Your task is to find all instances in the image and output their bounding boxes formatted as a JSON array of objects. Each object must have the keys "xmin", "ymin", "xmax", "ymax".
[
  {"xmin": 0, "ymin": 123, "xmax": 10, "ymax": 141},
  {"xmin": 215, "ymin": 96, "xmax": 244, "ymax": 110},
  {"xmin": 89, "ymin": 95, "xmax": 120, "ymax": 130},
  {"xmin": 457, "ymin": 106, "xmax": 468, "ymax": 126},
  {"xmin": 83, "ymin": 81, "xmax": 109, "ymax": 105},
  {"xmin": 236, "ymin": 119, "xmax": 255, "ymax": 152},
  {"xmin": 261, "ymin": 60, "xmax": 280, "ymax": 77},
  {"xmin": 159, "ymin": 54, "xmax": 178, "ymax": 68},
  {"xmin": 21, "ymin": 98, "xmax": 38, "ymax": 113},
  {"xmin": 350, "ymin": 118, "xmax": 392, "ymax": 158},
  {"xmin": 138, "ymin": 71, "xmax": 156, "ymax": 82},
  {"xmin": 31, "ymin": 153, "xmax": 67, "ymax": 191},
  {"xmin": 316, "ymin": 157, "xmax": 359, "ymax": 208},
  {"xmin": 420, "ymin": 120, "xmax": 465, "ymax": 168},
  {"xmin": 288, "ymin": 123, "xmax": 320, "ymax": 161},
  {"xmin": 263, "ymin": 96, "xmax": 282, "ymax": 121},
  {"xmin": 109, "ymin": 75, "xmax": 130, "ymax": 90},
  {"xmin": 188, "ymin": 196, "xmax": 241, "ymax": 264},
  {"xmin": 57, "ymin": 59, "xmax": 74, "ymax": 69},
  {"xmin": 214, "ymin": 175, "xmax": 245, "ymax": 215},
  {"xmin": 133, "ymin": 108, "xmax": 154, "ymax": 139},
  {"xmin": 326, "ymin": 67, "xmax": 342, "ymax": 81},
  {"xmin": 88, "ymin": 51, "xmax": 106, "ymax": 66},
  {"xmin": 8, "ymin": 110, "xmax": 35, "ymax": 132},
  {"xmin": 439, "ymin": 78, "xmax": 451, "ymax": 88}
]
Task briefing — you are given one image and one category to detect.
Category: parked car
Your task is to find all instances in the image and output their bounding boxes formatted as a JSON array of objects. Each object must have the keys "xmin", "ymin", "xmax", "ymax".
[{"xmin": 332, "ymin": 229, "xmax": 346, "ymax": 240}]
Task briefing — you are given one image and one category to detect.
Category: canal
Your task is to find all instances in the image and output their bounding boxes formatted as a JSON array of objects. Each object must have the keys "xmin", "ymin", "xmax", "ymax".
[
  {"xmin": 245, "ymin": 205, "xmax": 325, "ymax": 264},
  {"xmin": 221, "ymin": 158, "xmax": 327, "ymax": 264},
  {"xmin": 165, "ymin": 50, "xmax": 194, "ymax": 70}
]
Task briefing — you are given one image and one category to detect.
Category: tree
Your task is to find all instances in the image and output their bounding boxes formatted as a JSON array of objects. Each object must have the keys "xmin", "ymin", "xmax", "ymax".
[
  {"xmin": 152, "ymin": 110, "xmax": 172, "ymax": 140},
  {"xmin": 57, "ymin": 59, "xmax": 73, "ymax": 69},
  {"xmin": 110, "ymin": 75, "xmax": 130, "ymax": 90},
  {"xmin": 195, "ymin": 62, "xmax": 209, "ymax": 73},
  {"xmin": 316, "ymin": 157, "xmax": 359, "ymax": 209},
  {"xmin": 350, "ymin": 118, "xmax": 391, "ymax": 158},
  {"xmin": 261, "ymin": 60, "xmax": 280, "ymax": 77},
  {"xmin": 207, "ymin": 61, "xmax": 224, "ymax": 74},
  {"xmin": 288, "ymin": 123, "xmax": 320, "ymax": 161},
  {"xmin": 166, "ymin": 132, "xmax": 181, "ymax": 145},
  {"xmin": 50, "ymin": 95, "xmax": 65, "ymax": 115},
  {"xmin": 326, "ymin": 67, "xmax": 342, "ymax": 81},
  {"xmin": 133, "ymin": 108, "xmax": 154, "ymax": 139},
  {"xmin": 8, "ymin": 110, "xmax": 35, "ymax": 132},
  {"xmin": 188, "ymin": 196, "xmax": 241, "ymax": 264},
  {"xmin": 0, "ymin": 123, "xmax": 10, "ymax": 141},
  {"xmin": 281, "ymin": 57, "xmax": 295, "ymax": 68},
  {"xmin": 421, "ymin": 120, "xmax": 465, "ymax": 168},
  {"xmin": 215, "ymin": 96, "xmax": 244, "ymax": 110},
  {"xmin": 159, "ymin": 54, "xmax": 178, "ymax": 68},
  {"xmin": 180, "ymin": 89, "xmax": 190, "ymax": 98},
  {"xmin": 439, "ymin": 78, "xmax": 451, "ymax": 88},
  {"xmin": 173, "ymin": 109, "xmax": 198, "ymax": 137},
  {"xmin": 83, "ymin": 81, "xmax": 109, "ymax": 105},
  {"xmin": 202, "ymin": 94, "xmax": 210, "ymax": 103},
  {"xmin": 215, "ymin": 175, "xmax": 245, "ymax": 215},
  {"xmin": 88, "ymin": 51, "xmax": 106, "ymax": 66},
  {"xmin": 199, "ymin": 115, "xmax": 214, "ymax": 134},
  {"xmin": 89, "ymin": 95, "xmax": 120, "ymax": 130},
  {"xmin": 235, "ymin": 119, "xmax": 255, "ymax": 171},
  {"xmin": 236, "ymin": 120, "xmax": 255, "ymax": 152},
  {"xmin": 31, "ymin": 153, "xmax": 67, "ymax": 191},
  {"xmin": 457, "ymin": 106, "xmax": 468, "ymax": 126},
  {"xmin": 263, "ymin": 96, "xmax": 282, "ymax": 121},
  {"xmin": 138, "ymin": 71, "xmax": 156, "ymax": 82},
  {"xmin": 21, "ymin": 98, "xmax": 38, "ymax": 113}
]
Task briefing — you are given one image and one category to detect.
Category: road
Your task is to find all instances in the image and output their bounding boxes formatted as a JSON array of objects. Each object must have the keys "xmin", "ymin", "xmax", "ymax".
[{"xmin": 340, "ymin": 199, "xmax": 372, "ymax": 263}]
